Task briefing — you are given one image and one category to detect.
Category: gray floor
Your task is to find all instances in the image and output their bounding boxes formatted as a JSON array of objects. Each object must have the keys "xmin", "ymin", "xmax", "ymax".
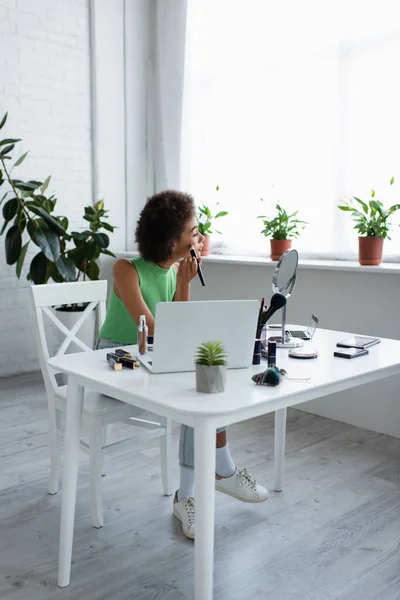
[{"xmin": 1, "ymin": 372, "xmax": 400, "ymax": 600}]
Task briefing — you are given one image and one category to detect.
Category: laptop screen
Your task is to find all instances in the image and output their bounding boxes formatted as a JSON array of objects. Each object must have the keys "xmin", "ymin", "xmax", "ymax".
[{"xmin": 306, "ymin": 315, "xmax": 319, "ymax": 339}]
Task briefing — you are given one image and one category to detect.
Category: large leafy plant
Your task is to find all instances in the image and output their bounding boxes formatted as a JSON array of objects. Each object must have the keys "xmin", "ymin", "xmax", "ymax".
[
  {"xmin": 197, "ymin": 186, "xmax": 228, "ymax": 236},
  {"xmin": 338, "ymin": 177, "xmax": 400, "ymax": 239},
  {"xmin": 195, "ymin": 341, "xmax": 227, "ymax": 366},
  {"xmin": 258, "ymin": 201, "xmax": 307, "ymax": 240},
  {"xmin": 0, "ymin": 112, "xmax": 115, "ymax": 284}
]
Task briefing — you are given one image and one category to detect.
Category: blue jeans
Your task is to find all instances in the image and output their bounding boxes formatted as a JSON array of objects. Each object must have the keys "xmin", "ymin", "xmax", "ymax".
[{"xmin": 96, "ymin": 338, "xmax": 227, "ymax": 469}]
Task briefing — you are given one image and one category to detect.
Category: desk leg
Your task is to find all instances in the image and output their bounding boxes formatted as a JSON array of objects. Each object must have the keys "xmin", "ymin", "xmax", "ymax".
[
  {"xmin": 194, "ymin": 418, "xmax": 216, "ymax": 600},
  {"xmin": 58, "ymin": 376, "xmax": 84, "ymax": 587},
  {"xmin": 274, "ymin": 408, "xmax": 287, "ymax": 492}
]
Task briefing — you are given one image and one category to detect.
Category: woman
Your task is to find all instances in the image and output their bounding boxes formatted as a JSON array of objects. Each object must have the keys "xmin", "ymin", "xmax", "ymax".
[{"xmin": 97, "ymin": 190, "xmax": 269, "ymax": 540}]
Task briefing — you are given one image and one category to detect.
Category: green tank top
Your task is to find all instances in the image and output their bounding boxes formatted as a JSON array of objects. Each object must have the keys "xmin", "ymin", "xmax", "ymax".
[{"xmin": 98, "ymin": 256, "xmax": 177, "ymax": 345}]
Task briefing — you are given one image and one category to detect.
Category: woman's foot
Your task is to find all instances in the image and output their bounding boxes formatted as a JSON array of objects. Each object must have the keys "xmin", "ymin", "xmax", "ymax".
[
  {"xmin": 215, "ymin": 467, "xmax": 269, "ymax": 503},
  {"xmin": 173, "ymin": 468, "xmax": 268, "ymax": 540},
  {"xmin": 173, "ymin": 492, "xmax": 195, "ymax": 540}
]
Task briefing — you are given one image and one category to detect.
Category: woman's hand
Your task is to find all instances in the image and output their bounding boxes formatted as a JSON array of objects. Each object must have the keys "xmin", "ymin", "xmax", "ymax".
[{"xmin": 176, "ymin": 255, "xmax": 199, "ymax": 286}]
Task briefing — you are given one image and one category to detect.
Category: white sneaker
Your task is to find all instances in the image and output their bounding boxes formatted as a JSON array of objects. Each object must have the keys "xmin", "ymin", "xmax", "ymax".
[
  {"xmin": 173, "ymin": 496, "xmax": 195, "ymax": 540},
  {"xmin": 215, "ymin": 467, "xmax": 269, "ymax": 503}
]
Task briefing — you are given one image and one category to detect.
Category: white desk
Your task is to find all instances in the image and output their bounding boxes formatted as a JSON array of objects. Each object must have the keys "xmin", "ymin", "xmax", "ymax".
[{"xmin": 48, "ymin": 328, "xmax": 400, "ymax": 599}]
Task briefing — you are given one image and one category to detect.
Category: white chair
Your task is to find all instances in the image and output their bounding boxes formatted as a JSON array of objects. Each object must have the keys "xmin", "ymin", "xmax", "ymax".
[{"xmin": 30, "ymin": 280, "xmax": 172, "ymax": 528}]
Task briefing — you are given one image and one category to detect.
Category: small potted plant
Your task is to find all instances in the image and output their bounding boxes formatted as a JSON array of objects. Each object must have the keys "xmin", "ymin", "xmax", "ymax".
[
  {"xmin": 197, "ymin": 186, "xmax": 228, "ymax": 256},
  {"xmin": 257, "ymin": 201, "xmax": 307, "ymax": 260},
  {"xmin": 195, "ymin": 340, "xmax": 228, "ymax": 394},
  {"xmin": 338, "ymin": 178, "xmax": 400, "ymax": 265}
]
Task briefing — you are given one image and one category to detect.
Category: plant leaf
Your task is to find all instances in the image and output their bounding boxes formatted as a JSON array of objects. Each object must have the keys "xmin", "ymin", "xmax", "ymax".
[
  {"xmin": 25, "ymin": 203, "xmax": 69, "ymax": 237},
  {"xmin": 0, "ymin": 144, "xmax": 15, "ymax": 156},
  {"xmin": 41, "ymin": 175, "xmax": 51, "ymax": 195},
  {"xmin": 352, "ymin": 197, "xmax": 369, "ymax": 214},
  {"xmin": 100, "ymin": 248, "xmax": 116, "ymax": 257},
  {"xmin": 99, "ymin": 221, "xmax": 114, "ymax": 232},
  {"xmin": 13, "ymin": 151, "xmax": 28, "ymax": 167},
  {"xmin": 215, "ymin": 211, "xmax": 228, "ymax": 219},
  {"xmin": 93, "ymin": 232, "xmax": 109, "ymax": 248},
  {"xmin": 28, "ymin": 222, "xmax": 60, "ymax": 262},
  {"xmin": 5, "ymin": 225, "xmax": 22, "ymax": 265},
  {"xmin": 0, "ymin": 138, "xmax": 20, "ymax": 147},
  {"xmin": 55, "ymin": 256, "xmax": 76, "ymax": 282},
  {"xmin": 94, "ymin": 199, "xmax": 104, "ymax": 211},
  {"xmin": 387, "ymin": 203, "xmax": 400, "ymax": 215},
  {"xmin": 86, "ymin": 260, "xmax": 100, "ymax": 280},
  {"xmin": 12, "ymin": 180, "xmax": 41, "ymax": 192},
  {"xmin": 0, "ymin": 113, "xmax": 7, "ymax": 130},
  {"xmin": 2, "ymin": 197, "xmax": 18, "ymax": 221},
  {"xmin": 30, "ymin": 252, "xmax": 48, "ymax": 284},
  {"xmin": 16, "ymin": 241, "xmax": 30, "ymax": 279},
  {"xmin": 390, "ymin": 176, "xmax": 395, "ymax": 185}
]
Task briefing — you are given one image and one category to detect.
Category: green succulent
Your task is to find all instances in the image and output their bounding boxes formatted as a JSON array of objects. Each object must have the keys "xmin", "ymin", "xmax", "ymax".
[{"xmin": 195, "ymin": 341, "xmax": 227, "ymax": 366}]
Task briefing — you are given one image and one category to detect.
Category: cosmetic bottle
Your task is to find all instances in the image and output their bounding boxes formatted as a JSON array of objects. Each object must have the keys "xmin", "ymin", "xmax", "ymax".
[
  {"xmin": 138, "ymin": 315, "xmax": 148, "ymax": 355},
  {"xmin": 267, "ymin": 340, "xmax": 277, "ymax": 367},
  {"xmin": 252, "ymin": 339, "xmax": 262, "ymax": 365}
]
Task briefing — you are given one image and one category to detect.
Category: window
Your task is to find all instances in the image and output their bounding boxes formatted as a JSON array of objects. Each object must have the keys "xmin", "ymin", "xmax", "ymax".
[{"xmin": 181, "ymin": 0, "xmax": 400, "ymax": 259}]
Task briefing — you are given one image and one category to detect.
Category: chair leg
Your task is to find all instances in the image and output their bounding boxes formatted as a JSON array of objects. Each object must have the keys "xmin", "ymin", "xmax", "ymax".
[
  {"xmin": 160, "ymin": 418, "xmax": 173, "ymax": 496},
  {"xmin": 48, "ymin": 408, "xmax": 62, "ymax": 495},
  {"xmin": 89, "ymin": 419, "xmax": 104, "ymax": 528}
]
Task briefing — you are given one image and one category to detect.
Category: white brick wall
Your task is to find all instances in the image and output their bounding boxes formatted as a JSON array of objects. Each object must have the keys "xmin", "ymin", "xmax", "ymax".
[{"xmin": 0, "ymin": 0, "xmax": 92, "ymax": 377}]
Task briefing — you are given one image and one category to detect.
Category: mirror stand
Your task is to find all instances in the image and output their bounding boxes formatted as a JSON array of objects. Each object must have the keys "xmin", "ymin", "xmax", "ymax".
[{"xmin": 269, "ymin": 305, "xmax": 304, "ymax": 348}]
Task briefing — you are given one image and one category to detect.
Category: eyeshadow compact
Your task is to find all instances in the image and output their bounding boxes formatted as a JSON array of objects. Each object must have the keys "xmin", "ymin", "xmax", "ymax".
[{"xmin": 288, "ymin": 346, "xmax": 318, "ymax": 359}]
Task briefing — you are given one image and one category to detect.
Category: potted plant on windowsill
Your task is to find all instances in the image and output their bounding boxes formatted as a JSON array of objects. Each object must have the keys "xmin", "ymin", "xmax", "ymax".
[
  {"xmin": 0, "ymin": 111, "xmax": 116, "ymax": 347},
  {"xmin": 257, "ymin": 201, "xmax": 307, "ymax": 261},
  {"xmin": 338, "ymin": 178, "xmax": 400, "ymax": 266},
  {"xmin": 195, "ymin": 340, "xmax": 228, "ymax": 393},
  {"xmin": 197, "ymin": 186, "xmax": 228, "ymax": 256}
]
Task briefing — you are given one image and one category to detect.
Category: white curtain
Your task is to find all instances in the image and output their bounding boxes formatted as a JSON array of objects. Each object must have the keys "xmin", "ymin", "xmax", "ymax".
[
  {"xmin": 180, "ymin": 0, "xmax": 400, "ymax": 259},
  {"xmin": 152, "ymin": 0, "xmax": 188, "ymax": 191}
]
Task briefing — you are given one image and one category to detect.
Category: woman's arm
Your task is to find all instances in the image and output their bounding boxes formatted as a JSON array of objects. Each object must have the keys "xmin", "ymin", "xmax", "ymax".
[
  {"xmin": 113, "ymin": 258, "xmax": 155, "ymax": 335},
  {"xmin": 173, "ymin": 255, "xmax": 198, "ymax": 302}
]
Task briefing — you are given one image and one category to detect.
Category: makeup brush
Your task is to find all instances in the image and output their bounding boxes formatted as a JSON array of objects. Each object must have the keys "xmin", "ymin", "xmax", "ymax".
[
  {"xmin": 260, "ymin": 293, "xmax": 286, "ymax": 327},
  {"xmin": 256, "ymin": 297, "xmax": 265, "ymax": 338}
]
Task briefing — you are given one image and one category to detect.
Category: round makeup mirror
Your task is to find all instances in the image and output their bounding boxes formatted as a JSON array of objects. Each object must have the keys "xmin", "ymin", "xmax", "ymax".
[
  {"xmin": 272, "ymin": 248, "xmax": 298, "ymax": 298},
  {"xmin": 269, "ymin": 248, "xmax": 302, "ymax": 348}
]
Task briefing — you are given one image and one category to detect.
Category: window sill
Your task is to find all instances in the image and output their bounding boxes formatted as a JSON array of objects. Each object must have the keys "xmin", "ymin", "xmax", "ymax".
[{"xmin": 114, "ymin": 251, "xmax": 400, "ymax": 275}]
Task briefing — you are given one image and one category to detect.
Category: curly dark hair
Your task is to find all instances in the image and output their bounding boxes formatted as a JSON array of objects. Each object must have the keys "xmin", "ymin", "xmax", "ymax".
[{"xmin": 135, "ymin": 190, "xmax": 196, "ymax": 262}]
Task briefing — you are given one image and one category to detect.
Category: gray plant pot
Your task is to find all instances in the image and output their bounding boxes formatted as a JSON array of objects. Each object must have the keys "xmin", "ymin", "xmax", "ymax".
[{"xmin": 196, "ymin": 364, "xmax": 227, "ymax": 394}]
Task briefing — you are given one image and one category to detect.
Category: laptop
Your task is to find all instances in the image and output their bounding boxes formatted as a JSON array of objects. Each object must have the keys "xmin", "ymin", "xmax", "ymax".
[
  {"xmin": 138, "ymin": 300, "xmax": 259, "ymax": 374},
  {"xmin": 269, "ymin": 314, "xmax": 319, "ymax": 341},
  {"xmin": 287, "ymin": 314, "xmax": 319, "ymax": 340}
]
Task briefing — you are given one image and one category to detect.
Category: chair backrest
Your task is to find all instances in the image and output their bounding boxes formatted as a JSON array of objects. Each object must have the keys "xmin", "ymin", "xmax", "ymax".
[{"xmin": 30, "ymin": 280, "xmax": 107, "ymax": 396}]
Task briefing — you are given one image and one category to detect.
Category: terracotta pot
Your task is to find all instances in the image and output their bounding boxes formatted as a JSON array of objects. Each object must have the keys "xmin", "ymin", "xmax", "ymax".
[
  {"xmin": 201, "ymin": 235, "xmax": 210, "ymax": 256},
  {"xmin": 270, "ymin": 239, "xmax": 292, "ymax": 261},
  {"xmin": 358, "ymin": 237, "xmax": 384, "ymax": 266}
]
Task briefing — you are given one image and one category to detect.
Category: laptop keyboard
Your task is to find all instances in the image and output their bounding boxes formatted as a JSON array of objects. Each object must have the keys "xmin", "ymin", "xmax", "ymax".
[{"xmin": 287, "ymin": 330, "xmax": 309, "ymax": 338}]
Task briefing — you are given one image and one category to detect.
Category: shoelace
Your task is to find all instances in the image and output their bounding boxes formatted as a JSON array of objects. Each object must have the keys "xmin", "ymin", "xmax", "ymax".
[
  {"xmin": 184, "ymin": 497, "xmax": 195, "ymax": 525},
  {"xmin": 237, "ymin": 467, "xmax": 256, "ymax": 491}
]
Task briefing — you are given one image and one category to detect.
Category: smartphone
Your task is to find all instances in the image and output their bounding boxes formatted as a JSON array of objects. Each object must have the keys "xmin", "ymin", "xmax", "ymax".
[
  {"xmin": 336, "ymin": 336, "xmax": 380, "ymax": 349},
  {"xmin": 333, "ymin": 348, "xmax": 369, "ymax": 359}
]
